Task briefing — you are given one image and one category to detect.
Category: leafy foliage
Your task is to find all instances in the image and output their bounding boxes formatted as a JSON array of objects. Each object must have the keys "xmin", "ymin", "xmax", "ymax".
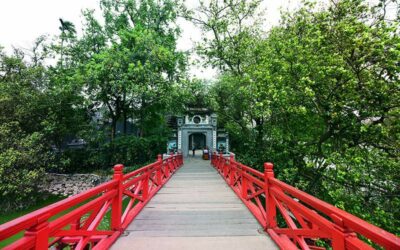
[
  {"xmin": 192, "ymin": 0, "xmax": 400, "ymax": 236},
  {"xmin": 0, "ymin": 47, "xmax": 55, "ymax": 209},
  {"xmin": 0, "ymin": 0, "xmax": 188, "ymax": 211}
]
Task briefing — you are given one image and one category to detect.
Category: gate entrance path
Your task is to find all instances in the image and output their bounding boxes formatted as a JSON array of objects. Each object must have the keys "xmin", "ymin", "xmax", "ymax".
[{"xmin": 112, "ymin": 156, "xmax": 278, "ymax": 249}]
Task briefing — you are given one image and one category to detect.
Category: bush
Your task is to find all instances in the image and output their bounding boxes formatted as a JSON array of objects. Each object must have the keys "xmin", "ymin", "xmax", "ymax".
[
  {"xmin": 0, "ymin": 123, "xmax": 52, "ymax": 211},
  {"xmin": 51, "ymin": 134, "xmax": 168, "ymax": 174}
]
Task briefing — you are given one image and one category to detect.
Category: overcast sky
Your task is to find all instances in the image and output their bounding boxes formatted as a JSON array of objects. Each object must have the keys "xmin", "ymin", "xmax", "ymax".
[{"xmin": 0, "ymin": 0, "xmax": 313, "ymax": 79}]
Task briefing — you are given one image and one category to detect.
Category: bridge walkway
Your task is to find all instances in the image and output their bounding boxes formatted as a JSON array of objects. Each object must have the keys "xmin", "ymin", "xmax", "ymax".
[{"xmin": 111, "ymin": 156, "xmax": 278, "ymax": 250}]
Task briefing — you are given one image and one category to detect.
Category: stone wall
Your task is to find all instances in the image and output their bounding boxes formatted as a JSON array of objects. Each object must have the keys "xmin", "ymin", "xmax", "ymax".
[{"xmin": 40, "ymin": 173, "xmax": 111, "ymax": 197}]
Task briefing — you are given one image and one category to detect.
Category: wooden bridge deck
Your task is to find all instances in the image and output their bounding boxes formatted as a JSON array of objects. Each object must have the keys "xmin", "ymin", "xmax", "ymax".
[{"xmin": 112, "ymin": 156, "xmax": 277, "ymax": 250}]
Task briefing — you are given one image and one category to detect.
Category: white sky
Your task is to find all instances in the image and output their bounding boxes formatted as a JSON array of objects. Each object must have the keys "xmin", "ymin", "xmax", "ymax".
[{"xmin": 0, "ymin": 0, "xmax": 314, "ymax": 80}]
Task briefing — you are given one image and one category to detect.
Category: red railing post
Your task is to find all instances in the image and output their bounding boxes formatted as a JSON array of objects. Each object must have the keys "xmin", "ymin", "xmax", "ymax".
[
  {"xmin": 168, "ymin": 157, "xmax": 173, "ymax": 174},
  {"xmin": 212, "ymin": 152, "xmax": 216, "ymax": 165},
  {"xmin": 24, "ymin": 215, "xmax": 49, "ymax": 249},
  {"xmin": 229, "ymin": 154, "xmax": 235, "ymax": 185},
  {"xmin": 173, "ymin": 154, "xmax": 177, "ymax": 170},
  {"xmin": 170, "ymin": 152, "xmax": 176, "ymax": 171},
  {"xmin": 179, "ymin": 152, "xmax": 183, "ymax": 166},
  {"xmin": 172, "ymin": 154, "xmax": 176, "ymax": 171},
  {"xmin": 156, "ymin": 154, "xmax": 163, "ymax": 185},
  {"xmin": 169, "ymin": 152, "xmax": 174, "ymax": 171},
  {"xmin": 241, "ymin": 164, "xmax": 247, "ymax": 199},
  {"xmin": 164, "ymin": 157, "xmax": 170, "ymax": 178},
  {"xmin": 223, "ymin": 158, "xmax": 228, "ymax": 179},
  {"xmin": 264, "ymin": 162, "xmax": 277, "ymax": 228},
  {"xmin": 331, "ymin": 213, "xmax": 357, "ymax": 249},
  {"xmin": 218, "ymin": 152, "xmax": 223, "ymax": 172},
  {"xmin": 111, "ymin": 164, "xmax": 124, "ymax": 231},
  {"xmin": 70, "ymin": 217, "xmax": 81, "ymax": 233},
  {"xmin": 180, "ymin": 152, "xmax": 183, "ymax": 165},
  {"xmin": 142, "ymin": 171, "xmax": 149, "ymax": 201}
]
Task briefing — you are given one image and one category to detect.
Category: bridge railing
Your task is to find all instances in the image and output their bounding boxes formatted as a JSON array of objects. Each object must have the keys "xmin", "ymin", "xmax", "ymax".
[
  {"xmin": 0, "ymin": 153, "xmax": 183, "ymax": 250},
  {"xmin": 211, "ymin": 152, "xmax": 400, "ymax": 250}
]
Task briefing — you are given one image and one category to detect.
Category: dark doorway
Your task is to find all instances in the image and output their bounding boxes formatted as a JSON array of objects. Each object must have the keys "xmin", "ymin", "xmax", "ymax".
[{"xmin": 189, "ymin": 133, "xmax": 206, "ymax": 150}]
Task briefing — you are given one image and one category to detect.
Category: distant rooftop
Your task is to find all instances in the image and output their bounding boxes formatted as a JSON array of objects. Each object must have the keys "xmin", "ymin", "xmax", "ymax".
[{"xmin": 185, "ymin": 107, "xmax": 213, "ymax": 115}]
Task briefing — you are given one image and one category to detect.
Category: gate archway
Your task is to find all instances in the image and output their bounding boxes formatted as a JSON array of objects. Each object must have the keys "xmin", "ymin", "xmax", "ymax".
[{"xmin": 188, "ymin": 132, "xmax": 206, "ymax": 150}]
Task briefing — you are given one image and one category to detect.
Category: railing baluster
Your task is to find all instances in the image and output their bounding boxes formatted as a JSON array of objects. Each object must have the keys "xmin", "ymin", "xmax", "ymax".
[
  {"xmin": 223, "ymin": 158, "xmax": 227, "ymax": 180},
  {"xmin": 142, "ymin": 172, "xmax": 149, "ymax": 200},
  {"xmin": 111, "ymin": 164, "xmax": 124, "ymax": 231},
  {"xmin": 24, "ymin": 215, "xmax": 49, "ymax": 249},
  {"xmin": 170, "ymin": 153, "xmax": 175, "ymax": 171},
  {"xmin": 173, "ymin": 155, "xmax": 177, "ymax": 170},
  {"xmin": 241, "ymin": 166, "xmax": 248, "ymax": 199},
  {"xmin": 71, "ymin": 218, "xmax": 80, "ymax": 230},
  {"xmin": 229, "ymin": 154, "xmax": 235, "ymax": 185},
  {"xmin": 212, "ymin": 152, "xmax": 216, "ymax": 165},
  {"xmin": 169, "ymin": 156, "xmax": 172, "ymax": 172},
  {"xmin": 264, "ymin": 162, "xmax": 277, "ymax": 229},
  {"xmin": 165, "ymin": 158, "xmax": 170, "ymax": 178},
  {"xmin": 217, "ymin": 153, "xmax": 221, "ymax": 171},
  {"xmin": 156, "ymin": 154, "xmax": 163, "ymax": 185},
  {"xmin": 330, "ymin": 213, "xmax": 367, "ymax": 250}
]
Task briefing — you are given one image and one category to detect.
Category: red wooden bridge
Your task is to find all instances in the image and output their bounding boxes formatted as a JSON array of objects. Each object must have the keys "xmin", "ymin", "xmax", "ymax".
[{"xmin": 0, "ymin": 153, "xmax": 399, "ymax": 249}]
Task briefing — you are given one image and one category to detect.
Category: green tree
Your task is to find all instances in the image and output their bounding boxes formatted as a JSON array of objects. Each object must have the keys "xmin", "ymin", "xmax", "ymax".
[
  {"xmin": 83, "ymin": 0, "xmax": 186, "ymax": 140},
  {"xmin": 185, "ymin": 0, "xmax": 267, "ymax": 158},
  {"xmin": 0, "ymin": 47, "xmax": 51, "ymax": 210},
  {"xmin": 191, "ymin": 0, "xmax": 400, "ymax": 236}
]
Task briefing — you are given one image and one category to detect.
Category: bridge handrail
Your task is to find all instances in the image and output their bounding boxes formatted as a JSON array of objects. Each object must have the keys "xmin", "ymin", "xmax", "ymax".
[
  {"xmin": 122, "ymin": 161, "xmax": 160, "ymax": 180},
  {"xmin": 0, "ymin": 153, "xmax": 183, "ymax": 250},
  {"xmin": 269, "ymin": 178, "xmax": 400, "ymax": 249},
  {"xmin": 211, "ymin": 152, "xmax": 400, "ymax": 250},
  {"xmin": 0, "ymin": 180, "xmax": 118, "ymax": 241}
]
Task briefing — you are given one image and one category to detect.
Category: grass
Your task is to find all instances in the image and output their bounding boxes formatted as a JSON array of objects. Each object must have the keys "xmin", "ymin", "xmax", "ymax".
[
  {"xmin": 0, "ymin": 194, "xmax": 65, "ymax": 225},
  {"xmin": 0, "ymin": 194, "xmax": 65, "ymax": 248}
]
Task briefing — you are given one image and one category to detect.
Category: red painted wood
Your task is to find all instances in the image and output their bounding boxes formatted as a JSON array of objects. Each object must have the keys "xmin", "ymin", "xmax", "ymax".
[
  {"xmin": 111, "ymin": 164, "xmax": 123, "ymax": 232},
  {"xmin": 0, "ymin": 153, "xmax": 183, "ymax": 250},
  {"xmin": 211, "ymin": 153, "xmax": 400, "ymax": 250},
  {"xmin": 2, "ymin": 151, "xmax": 398, "ymax": 250}
]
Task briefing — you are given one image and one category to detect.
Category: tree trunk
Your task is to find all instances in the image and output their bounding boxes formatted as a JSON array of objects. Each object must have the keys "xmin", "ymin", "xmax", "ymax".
[
  {"xmin": 123, "ymin": 90, "xmax": 127, "ymax": 134},
  {"xmin": 255, "ymin": 117, "xmax": 264, "ymax": 149},
  {"xmin": 140, "ymin": 96, "xmax": 146, "ymax": 137},
  {"xmin": 111, "ymin": 117, "xmax": 117, "ymax": 141},
  {"xmin": 123, "ymin": 112, "xmax": 127, "ymax": 134}
]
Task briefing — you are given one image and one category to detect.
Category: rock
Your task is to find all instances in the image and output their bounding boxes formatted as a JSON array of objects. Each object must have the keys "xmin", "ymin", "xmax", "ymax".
[{"xmin": 39, "ymin": 172, "xmax": 111, "ymax": 197}]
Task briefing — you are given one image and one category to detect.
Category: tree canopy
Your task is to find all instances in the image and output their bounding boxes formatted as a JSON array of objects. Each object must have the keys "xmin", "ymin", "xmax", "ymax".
[{"xmin": 191, "ymin": 0, "xmax": 399, "ymax": 236}]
